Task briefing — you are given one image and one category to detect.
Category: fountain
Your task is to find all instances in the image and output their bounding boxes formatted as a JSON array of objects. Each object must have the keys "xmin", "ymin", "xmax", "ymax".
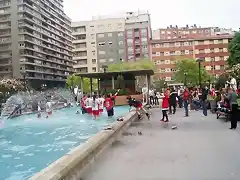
[{"xmin": 1, "ymin": 88, "xmax": 75, "ymax": 119}]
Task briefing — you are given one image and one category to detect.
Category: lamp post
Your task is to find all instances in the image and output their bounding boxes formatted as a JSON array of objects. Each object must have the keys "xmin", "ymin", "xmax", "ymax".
[
  {"xmin": 184, "ymin": 72, "xmax": 187, "ymax": 86},
  {"xmin": 20, "ymin": 70, "xmax": 27, "ymax": 91},
  {"xmin": 196, "ymin": 58, "xmax": 204, "ymax": 88},
  {"xmin": 102, "ymin": 65, "xmax": 108, "ymax": 94}
]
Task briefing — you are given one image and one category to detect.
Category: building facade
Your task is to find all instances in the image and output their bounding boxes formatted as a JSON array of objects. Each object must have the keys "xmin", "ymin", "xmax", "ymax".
[
  {"xmin": 72, "ymin": 10, "xmax": 152, "ymax": 73},
  {"xmin": 152, "ymin": 25, "xmax": 235, "ymax": 40},
  {"xmin": 72, "ymin": 18, "xmax": 125, "ymax": 73},
  {"xmin": 151, "ymin": 35, "xmax": 233, "ymax": 81},
  {"xmin": 125, "ymin": 11, "xmax": 152, "ymax": 61},
  {"xmin": 0, "ymin": 0, "xmax": 73, "ymax": 88}
]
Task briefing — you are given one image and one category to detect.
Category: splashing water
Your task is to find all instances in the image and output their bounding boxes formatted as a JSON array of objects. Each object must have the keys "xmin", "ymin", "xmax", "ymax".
[{"xmin": 1, "ymin": 89, "xmax": 75, "ymax": 119}]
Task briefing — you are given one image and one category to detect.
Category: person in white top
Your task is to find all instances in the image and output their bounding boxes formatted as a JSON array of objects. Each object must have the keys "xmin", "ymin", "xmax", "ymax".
[
  {"xmin": 98, "ymin": 95, "xmax": 105, "ymax": 113},
  {"xmin": 227, "ymin": 75, "xmax": 237, "ymax": 91},
  {"xmin": 46, "ymin": 102, "xmax": 52, "ymax": 115},
  {"xmin": 149, "ymin": 88, "xmax": 155, "ymax": 105},
  {"xmin": 91, "ymin": 95, "xmax": 100, "ymax": 119},
  {"xmin": 142, "ymin": 84, "xmax": 148, "ymax": 103},
  {"xmin": 37, "ymin": 104, "xmax": 41, "ymax": 118},
  {"xmin": 84, "ymin": 95, "xmax": 93, "ymax": 114}
]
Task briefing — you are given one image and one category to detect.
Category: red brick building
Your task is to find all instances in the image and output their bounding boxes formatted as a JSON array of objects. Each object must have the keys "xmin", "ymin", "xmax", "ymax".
[{"xmin": 151, "ymin": 35, "xmax": 233, "ymax": 81}]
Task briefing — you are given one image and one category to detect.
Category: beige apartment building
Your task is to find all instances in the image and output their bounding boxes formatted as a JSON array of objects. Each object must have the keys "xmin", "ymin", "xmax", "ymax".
[{"xmin": 72, "ymin": 18, "xmax": 125, "ymax": 73}]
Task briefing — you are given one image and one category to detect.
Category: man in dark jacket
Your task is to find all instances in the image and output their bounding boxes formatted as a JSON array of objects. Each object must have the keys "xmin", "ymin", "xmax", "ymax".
[
  {"xmin": 201, "ymin": 87, "xmax": 208, "ymax": 116},
  {"xmin": 169, "ymin": 88, "xmax": 177, "ymax": 114}
]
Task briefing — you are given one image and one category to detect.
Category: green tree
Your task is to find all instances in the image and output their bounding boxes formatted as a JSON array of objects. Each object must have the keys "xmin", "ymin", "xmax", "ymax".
[
  {"xmin": 66, "ymin": 75, "xmax": 97, "ymax": 93},
  {"xmin": 173, "ymin": 59, "xmax": 211, "ymax": 86},
  {"xmin": 107, "ymin": 59, "xmax": 155, "ymax": 71},
  {"xmin": 228, "ymin": 31, "xmax": 240, "ymax": 67},
  {"xmin": 215, "ymin": 74, "xmax": 228, "ymax": 89}
]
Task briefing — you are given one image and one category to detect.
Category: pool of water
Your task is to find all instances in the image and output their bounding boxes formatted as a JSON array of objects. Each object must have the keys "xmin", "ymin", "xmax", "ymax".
[{"xmin": 0, "ymin": 106, "xmax": 129, "ymax": 180}]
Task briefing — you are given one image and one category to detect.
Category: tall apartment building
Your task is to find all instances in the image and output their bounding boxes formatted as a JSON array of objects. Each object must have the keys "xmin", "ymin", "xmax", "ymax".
[
  {"xmin": 0, "ymin": 0, "xmax": 73, "ymax": 88},
  {"xmin": 124, "ymin": 11, "xmax": 152, "ymax": 61},
  {"xmin": 152, "ymin": 24, "xmax": 235, "ymax": 40},
  {"xmin": 72, "ymin": 10, "xmax": 152, "ymax": 73},
  {"xmin": 72, "ymin": 18, "xmax": 125, "ymax": 73},
  {"xmin": 151, "ymin": 35, "xmax": 233, "ymax": 81}
]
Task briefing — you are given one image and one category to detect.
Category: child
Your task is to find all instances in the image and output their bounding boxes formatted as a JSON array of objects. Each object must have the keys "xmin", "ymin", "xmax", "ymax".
[
  {"xmin": 160, "ymin": 89, "xmax": 170, "ymax": 122},
  {"xmin": 127, "ymin": 96, "xmax": 150, "ymax": 120}
]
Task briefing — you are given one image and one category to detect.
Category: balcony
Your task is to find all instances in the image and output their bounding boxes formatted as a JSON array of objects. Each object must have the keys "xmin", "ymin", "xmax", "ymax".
[
  {"xmin": 73, "ymin": 47, "xmax": 87, "ymax": 52},
  {"xmin": 73, "ymin": 56, "xmax": 87, "ymax": 60}
]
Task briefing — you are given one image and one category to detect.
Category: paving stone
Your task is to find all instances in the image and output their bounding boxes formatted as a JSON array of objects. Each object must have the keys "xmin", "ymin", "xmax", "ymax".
[{"xmin": 83, "ymin": 108, "xmax": 240, "ymax": 180}]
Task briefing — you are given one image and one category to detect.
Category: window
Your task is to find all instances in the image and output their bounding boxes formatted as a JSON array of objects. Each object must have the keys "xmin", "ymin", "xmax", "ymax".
[
  {"xmin": 119, "ymin": 49, "xmax": 124, "ymax": 53},
  {"xmin": 108, "ymin": 42, "xmax": 112, "ymax": 45},
  {"xmin": 108, "ymin": 33, "xmax": 112, "ymax": 37},
  {"xmin": 170, "ymin": 51, "xmax": 175, "ymax": 56},
  {"xmin": 219, "ymin": 48, "xmax": 223, "ymax": 52},
  {"xmin": 92, "ymin": 67, "xmax": 96, "ymax": 72},
  {"xmin": 99, "ymin": 51, "xmax": 105, "ymax": 55},
  {"xmin": 156, "ymin": 52, "xmax": 160, "ymax": 56},
  {"xmin": 99, "ymin": 59, "xmax": 106, "ymax": 63},
  {"xmin": 119, "ymin": 41, "xmax": 123, "ymax": 45},
  {"xmin": 161, "ymin": 31, "xmax": 165, "ymax": 34},
  {"xmin": 118, "ymin": 32, "xmax": 123, "ymax": 36},
  {"xmin": 98, "ymin": 42, "xmax": 105, "ymax": 46},
  {"xmin": 98, "ymin": 33, "xmax": 104, "ymax": 38},
  {"xmin": 92, "ymin": 59, "xmax": 96, "ymax": 64}
]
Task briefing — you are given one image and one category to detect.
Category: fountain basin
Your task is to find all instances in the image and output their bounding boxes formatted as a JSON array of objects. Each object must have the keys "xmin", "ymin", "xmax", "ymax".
[
  {"xmin": 30, "ymin": 111, "xmax": 137, "ymax": 180},
  {"xmin": 0, "ymin": 106, "xmax": 130, "ymax": 180}
]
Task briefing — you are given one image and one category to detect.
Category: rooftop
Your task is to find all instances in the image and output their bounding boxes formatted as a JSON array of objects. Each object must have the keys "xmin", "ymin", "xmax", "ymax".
[
  {"xmin": 151, "ymin": 35, "xmax": 234, "ymax": 44},
  {"xmin": 75, "ymin": 69, "xmax": 154, "ymax": 78}
]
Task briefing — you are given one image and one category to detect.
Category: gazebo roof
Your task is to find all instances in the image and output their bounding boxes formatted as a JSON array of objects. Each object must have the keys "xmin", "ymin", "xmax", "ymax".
[{"xmin": 75, "ymin": 69, "xmax": 154, "ymax": 78}]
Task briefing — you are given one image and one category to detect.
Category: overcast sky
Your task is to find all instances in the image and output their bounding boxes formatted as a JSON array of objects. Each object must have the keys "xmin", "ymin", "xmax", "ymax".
[{"xmin": 63, "ymin": 0, "xmax": 239, "ymax": 30}]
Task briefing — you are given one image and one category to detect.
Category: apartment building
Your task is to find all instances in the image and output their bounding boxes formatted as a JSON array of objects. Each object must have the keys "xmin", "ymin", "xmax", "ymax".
[
  {"xmin": 0, "ymin": 0, "xmax": 73, "ymax": 88},
  {"xmin": 125, "ymin": 11, "xmax": 152, "ymax": 61},
  {"xmin": 151, "ymin": 35, "xmax": 233, "ymax": 81},
  {"xmin": 72, "ymin": 18, "xmax": 125, "ymax": 73},
  {"xmin": 72, "ymin": 10, "xmax": 152, "ymax": 73},
  {"xmin": 152, "ymin": 24, "xmax": 235, "ymax": 40}
]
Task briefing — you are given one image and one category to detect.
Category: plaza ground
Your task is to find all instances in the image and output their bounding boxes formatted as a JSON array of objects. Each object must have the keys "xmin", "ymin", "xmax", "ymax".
[{"xmin": 83, "ymin": 108, "xmax": 240, "ymax": 180}]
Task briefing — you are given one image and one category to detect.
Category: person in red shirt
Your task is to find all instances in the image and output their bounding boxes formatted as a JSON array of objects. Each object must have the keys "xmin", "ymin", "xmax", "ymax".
[
  {"xmin": 183, "ymin": 87, "xmax": 189, "ymax": 117},
  {"xmin": 160, "ymin": 90, "xmax": 170, "ymax": 122},
  {"xmin": 104, "ymin": 90, "xmax": 120, "ymax": 117}
]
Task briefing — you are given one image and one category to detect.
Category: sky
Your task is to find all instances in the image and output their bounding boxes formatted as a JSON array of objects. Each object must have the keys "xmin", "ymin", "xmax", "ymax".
[{"xmin": 63, "ymin": 0, "xmax": 239, "ymax": 30}]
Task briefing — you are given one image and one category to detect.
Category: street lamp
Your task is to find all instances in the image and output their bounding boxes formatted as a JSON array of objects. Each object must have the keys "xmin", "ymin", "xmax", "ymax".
[
  {"xmin": 184, "ymin": 72, "xmax": 187, "ymax": 86},
  {"xmin": 196, "ymin": 58, "xmax": 204, "ymax": 88},
  {"xmin": 20, "ymin": 70, "xmax": 27, "ymax": 91},
  {"xmin": 102, "ymin": 65, "xmax": 108, "ymax": 94}
]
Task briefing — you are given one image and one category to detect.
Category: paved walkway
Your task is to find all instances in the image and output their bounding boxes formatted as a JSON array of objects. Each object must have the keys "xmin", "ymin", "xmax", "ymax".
[{"xmin": 83, "ymin": 108, "xmax": 240, "ymax": 180}]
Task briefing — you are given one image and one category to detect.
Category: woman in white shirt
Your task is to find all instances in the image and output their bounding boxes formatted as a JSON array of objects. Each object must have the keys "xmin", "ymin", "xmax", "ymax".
[
  {"xmin": 98, "ymin": 95, "xmax": 105, "ymax": 113},
  {"xmin": 85, "ymin": 95, "xmax": 93, "ymax": 114},
  {"xmin": 91, "ymin": 95, "xmax": 100, "ymax": 119}
]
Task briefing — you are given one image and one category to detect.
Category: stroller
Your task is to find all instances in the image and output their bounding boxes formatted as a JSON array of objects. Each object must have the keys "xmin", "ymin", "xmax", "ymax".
[{"xmin": 216, "ymin": 100, "xmax": 230, "ymax": 121}]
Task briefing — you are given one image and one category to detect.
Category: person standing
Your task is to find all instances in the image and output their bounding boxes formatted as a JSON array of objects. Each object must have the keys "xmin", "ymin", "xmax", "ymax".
[
  {"xmin": 183, "ymin": 87, "xmax": 189, "ymax": 117},
  {"xmin": 142, "ymin": 84, "xmax": 148, "ymax": 104},
  {"xmin": 177, "ymin": 87, "xmax": 183, "ymax": 108},
  {"xmin": 201, "ymin": 87, "xmax": 208, "ymax": 116},
  {"xmin": 160, "ymin": 89, "xmax": 170, "ymax": 122},
  {"xmin": 227, "ymin": 88, "xmax": 238, "ymax": 129},
  {"xmin": 169, "ymin": 88, "xmax": 177, "ymax": 114},
  {"xmin": 149, "ymin": 88, "xmax": 155, "ymax": 105}
]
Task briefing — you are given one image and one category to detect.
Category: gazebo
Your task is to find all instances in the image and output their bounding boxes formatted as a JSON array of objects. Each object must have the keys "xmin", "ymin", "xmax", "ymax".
[{"xmin": 76, "ymin": 69, "xmax": 154, "ymax": 105}]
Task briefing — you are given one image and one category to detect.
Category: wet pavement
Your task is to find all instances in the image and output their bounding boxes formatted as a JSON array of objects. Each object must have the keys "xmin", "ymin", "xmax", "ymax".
[{"xmin": 83, "ymin": 108, "xmax": 240, "ymax": 180}]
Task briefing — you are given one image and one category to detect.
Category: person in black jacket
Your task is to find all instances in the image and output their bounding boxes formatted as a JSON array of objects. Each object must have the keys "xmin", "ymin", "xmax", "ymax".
[
  {"xmin": 169, "ymin": 88, "xmax": 177, "ymax": 114},
  {"xmin": 201, "ymin": 87, "xmax": 208, "ymax": 116}
]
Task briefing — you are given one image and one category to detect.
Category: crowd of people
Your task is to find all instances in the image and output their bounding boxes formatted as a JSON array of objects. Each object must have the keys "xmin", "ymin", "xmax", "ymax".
[{"xmin": 157, "ymin": 84, "xmax": 239, "ymax": 130}]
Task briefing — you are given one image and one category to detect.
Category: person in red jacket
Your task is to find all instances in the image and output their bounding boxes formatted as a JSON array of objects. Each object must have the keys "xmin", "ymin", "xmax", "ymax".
[
  {"xmin": 160, "ymin": 89, "xmax": 170, "ymax": 122},
  {"xmin": 104, "ymin": 89, "xmax": 120, "ymax": 117}
]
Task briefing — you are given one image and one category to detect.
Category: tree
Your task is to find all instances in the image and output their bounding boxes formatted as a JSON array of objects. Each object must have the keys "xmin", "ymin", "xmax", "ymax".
[
  {"xmin": 173, "ymin": 59, "xmax": 211, "ymax": 86},
  {"xmin": 66, "ymin": 75, "xmax": 97, "ymax": 93},
  {"xmin": 215, "ymin": 74, "xmax": 228, "ymax": 89},
  {"xmin": 107, "ymin": 59, "xmax": 155, "ymax": 72},
  {"xmin": 228, "ymin": 31, "xmax": 240, "ymax": 67}
]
